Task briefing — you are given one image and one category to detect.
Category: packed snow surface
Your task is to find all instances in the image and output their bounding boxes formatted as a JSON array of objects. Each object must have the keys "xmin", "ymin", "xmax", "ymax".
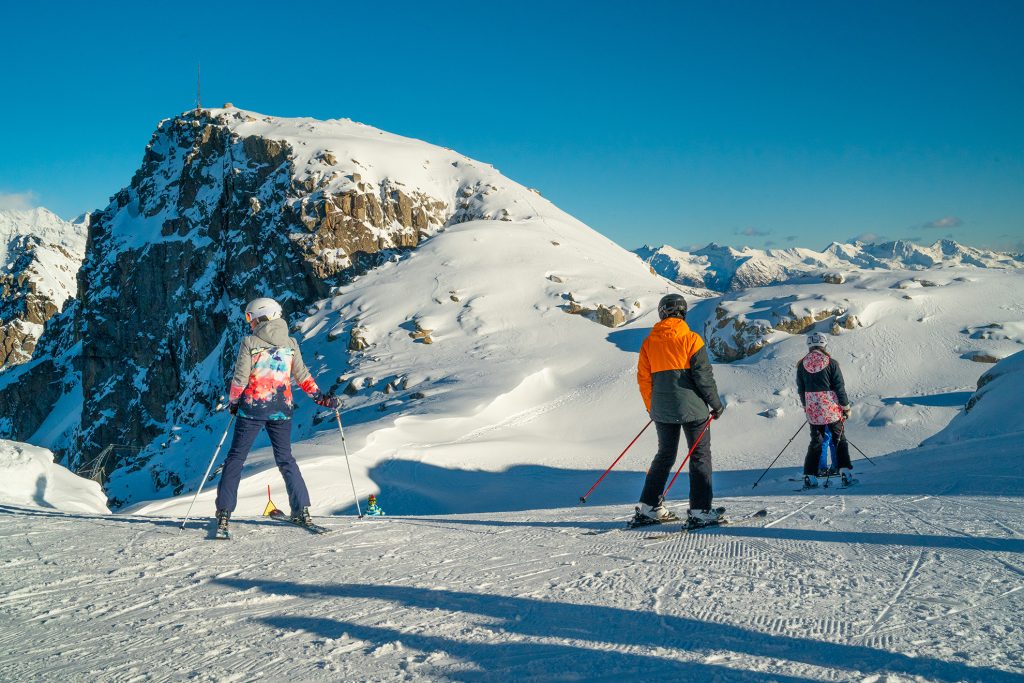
[
  {"xmin": 2, "ymin": 428, "xmax": 1021, "ymax": 681},
  {"xmin": 0, "ymin": 439, "xmax": 108, "ymax": 513}
]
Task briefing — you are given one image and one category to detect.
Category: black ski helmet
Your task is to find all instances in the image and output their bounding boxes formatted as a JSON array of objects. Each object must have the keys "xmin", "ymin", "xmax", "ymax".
[{"xmin": 658, "ymin": 294, "xmax": 687, "ymax": 320}]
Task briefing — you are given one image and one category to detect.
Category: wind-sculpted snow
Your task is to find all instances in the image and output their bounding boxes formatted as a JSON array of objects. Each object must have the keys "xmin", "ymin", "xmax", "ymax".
[
  {"xmin": 923, "ymin": 349, "xmax": 1024, "ymax": 446},
  {"xmin": 0, "ymin": 439, "xmax": 107, "ymax": 513}
]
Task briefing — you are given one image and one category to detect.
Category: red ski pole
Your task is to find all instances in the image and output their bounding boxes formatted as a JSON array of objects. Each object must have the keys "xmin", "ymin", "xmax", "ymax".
[
  {"xmin": 662, "ymin": 416, "xmax": 714, "ymax": 498},
  {"xmin": 578, "ymin": 420, "xmax": 653, "ymax": 504}
]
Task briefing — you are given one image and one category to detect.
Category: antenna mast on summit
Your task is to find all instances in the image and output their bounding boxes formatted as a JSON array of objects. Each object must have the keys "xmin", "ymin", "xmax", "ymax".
[{"xmin": 196, "ymin": 62, "xmax": 202, "ymax": 111}]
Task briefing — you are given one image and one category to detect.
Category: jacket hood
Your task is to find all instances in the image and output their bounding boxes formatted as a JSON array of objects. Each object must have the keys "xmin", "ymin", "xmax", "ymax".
[
  {"xmin": 650, "ymin": 317, "xmax": 693, "ymax": 341},
  {"xmin": 802, "ymin": 349, "xmax": 830, "ymax": 373},
  {"xmin": 253, "ymin": 318, "xmax": 291, "ymax": 346}
]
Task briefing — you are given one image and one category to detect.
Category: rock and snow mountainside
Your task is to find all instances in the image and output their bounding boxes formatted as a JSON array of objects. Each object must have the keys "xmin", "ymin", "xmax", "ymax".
[
  {"xmin": 0, "ymin": 439, "xmax": 108, "ymax": 513},
  {"xmin": 0, "ymin": 106, "xmax": 670, "ymax": 505},
  {"xmin": 637, "ymin": 240, "xmax": 1024, "ymax": 292},
  {"xmin": 0, "ymin": 208, "xmax": 86, "ymax": 369}
]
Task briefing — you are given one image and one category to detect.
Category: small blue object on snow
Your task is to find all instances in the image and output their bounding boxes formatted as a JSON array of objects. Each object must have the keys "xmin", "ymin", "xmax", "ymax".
[{"xmin": 366, "ymin": 495, "xmax": 386, "ymax": 516}]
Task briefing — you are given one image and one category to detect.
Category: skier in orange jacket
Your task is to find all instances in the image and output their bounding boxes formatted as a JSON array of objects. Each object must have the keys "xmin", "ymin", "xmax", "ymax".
[{"xmin": 632, "ymin": 294, "xmax": 725, "ymax": 527}]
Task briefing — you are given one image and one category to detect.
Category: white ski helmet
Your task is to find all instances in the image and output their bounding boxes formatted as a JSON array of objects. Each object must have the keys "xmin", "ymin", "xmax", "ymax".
[
  {"xmin": 244, "ymin": 297, "xmax": 283, "ymax": 324},
  {"xmin": 807, "ymin": 331, "xmax": 829, "ymax": 349}
]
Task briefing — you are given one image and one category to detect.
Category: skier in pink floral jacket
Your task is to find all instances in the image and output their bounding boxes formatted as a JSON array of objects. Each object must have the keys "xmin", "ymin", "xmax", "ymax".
[{"xmin": 797, "ymin": 332, "xmax": 853, "ymax": 486}]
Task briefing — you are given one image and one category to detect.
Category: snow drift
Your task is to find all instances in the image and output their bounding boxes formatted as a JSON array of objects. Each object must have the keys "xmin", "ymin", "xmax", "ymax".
[{"xmin": 0, "ymin": 439, "xmax": 108, "ymax": 513}]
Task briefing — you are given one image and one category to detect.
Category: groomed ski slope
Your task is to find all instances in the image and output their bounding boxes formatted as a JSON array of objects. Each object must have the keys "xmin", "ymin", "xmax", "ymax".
[{"xmin": 2, "ymin": 427, "xmax": 1022, "ymax": 682}]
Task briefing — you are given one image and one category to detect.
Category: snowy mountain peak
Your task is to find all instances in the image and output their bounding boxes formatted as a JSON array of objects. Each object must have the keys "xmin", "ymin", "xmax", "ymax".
[
  {"xmin": 640, "ymin": 238, "xmax": 1024, "ymax": 291},
  {"xmin": 0, "ymin": 207, "xmax": 86, "ymax": 262}
]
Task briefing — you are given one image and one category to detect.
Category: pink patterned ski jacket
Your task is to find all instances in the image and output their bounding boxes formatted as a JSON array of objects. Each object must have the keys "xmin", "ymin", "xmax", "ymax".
[{"xmin": 796, "ymin": 350, "xmax": 850, "ymax": 426}]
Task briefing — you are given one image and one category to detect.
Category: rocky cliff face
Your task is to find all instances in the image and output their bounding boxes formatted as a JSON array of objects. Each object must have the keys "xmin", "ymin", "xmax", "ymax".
[
  {"xmin": 0, "ymin": 209, "xmax": 85, "ymax": 370},
  {"xmin": 0, "ymin": 107, "xmax": 524, "ymax": 494}
]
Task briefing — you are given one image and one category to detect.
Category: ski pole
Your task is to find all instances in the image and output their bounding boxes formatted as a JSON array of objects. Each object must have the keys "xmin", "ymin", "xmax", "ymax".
[
  {"xmin": 334, "ymin": 410, "xmax": 364, "ymax": 517},
  {"xmin": 847, "ymin": 439, "xmax": 877, "ymax": 466},
  {"xmin": 180, "ymin": 415, "xmax": 235, "ymax": 531},
  {"xmin": 578, "ymin": 420, "xmax": 652, "ymax": 504},
  {"xmin": 751, "ymin": 420, "xmax": 807, "ymax": 488},
  {"xmin": 662, "ymin": 416, "xmax": 714, "ymax": 498}
]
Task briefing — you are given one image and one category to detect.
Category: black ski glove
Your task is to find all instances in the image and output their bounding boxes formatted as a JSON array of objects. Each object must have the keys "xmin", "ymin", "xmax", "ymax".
[
  {"xmin": 314, "ymin": 392, "xmax": 342, "ymax": 410},
  {"xmin": 228, "ymin": 402, "xmax": 239, "ymax": 416},
  {"xmin": 711, "ymin": 405, "xmax": 725, "ymax": 420}
]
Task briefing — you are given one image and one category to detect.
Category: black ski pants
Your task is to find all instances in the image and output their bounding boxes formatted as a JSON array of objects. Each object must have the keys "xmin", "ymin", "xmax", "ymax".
[
  {"xmin": 803, "ymin": 421, "xmax": 852, "ymax": 475},
  {"xmin": 639, "ymin": 419, "xmax": 713, "ymax": 510}
]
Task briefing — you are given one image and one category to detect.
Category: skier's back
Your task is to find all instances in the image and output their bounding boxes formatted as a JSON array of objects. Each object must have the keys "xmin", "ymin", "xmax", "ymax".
[
  {"xmin": 632, "ymin": 294, "xmax": 725, "ymax": 527},
  {"xmin": 213, "ymin": 297, "xmax": 339, "ymax": 538},
  {"xmin": 797, "ymin": 332, "xmax": 853, "ymax": 487}
]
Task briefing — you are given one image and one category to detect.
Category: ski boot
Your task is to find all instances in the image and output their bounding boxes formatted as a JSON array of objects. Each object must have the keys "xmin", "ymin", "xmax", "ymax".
[
  {"xmin": 215, "ymin": 509, "xmax": 231, "ymax": 540},
  {"xmin": 290, "ymin": 506, "xmax": 315, "ymax": 528},
  {"xmin": 687, "ymin": 507, "xmax": 726, "ymax": 528},
  {"xmin": 803, "ymin": 475, "xmax": 819, "ymax": 490},
  {"xmin": 628, "ymin": 503, "xmax": 680, "ymax": 527},
  {"xmin": 840, "ymin": 469, "xmax": 856, "ymax": 487}
]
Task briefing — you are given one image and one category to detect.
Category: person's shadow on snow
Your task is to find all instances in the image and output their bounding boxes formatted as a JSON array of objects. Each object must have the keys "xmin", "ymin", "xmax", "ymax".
[{"xmin": 214, "ymin": 577, "xmax": 1020, "ymax": 682}]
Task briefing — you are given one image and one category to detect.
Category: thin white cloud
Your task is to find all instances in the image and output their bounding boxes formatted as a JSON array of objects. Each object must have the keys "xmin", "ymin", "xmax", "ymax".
[
  {"xmin": 921, "ymin": 215, "xmax": 963, "ymax": 229},
  {"xmin": 849, "ymin": 232, "xmax": 883, "ymax": 244},
  {"xmin": 736, "ymin": 226, "xmax": 770, "ymax": 237},
  {"xmin": 0, "ymin": 190, "xmax": 39, "ymax": 211}
]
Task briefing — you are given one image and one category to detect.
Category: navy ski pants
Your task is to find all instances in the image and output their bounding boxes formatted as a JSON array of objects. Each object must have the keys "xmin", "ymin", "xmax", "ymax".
[
  {"xmin": 215, "ymin": 417, "xmax": 311, "ymax": 514},
  {"xmin": 639, "ymin": 419, "xmax": 713, "ymax": 510}
]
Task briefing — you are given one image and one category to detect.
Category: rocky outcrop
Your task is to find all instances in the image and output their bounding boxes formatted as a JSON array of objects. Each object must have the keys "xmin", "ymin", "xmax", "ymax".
[
  {"xmin": 595, "ymin": 304, "xmax": 626, "ymax": 328},
  {"xmin": 703, "ymin": 300, "xmax": 861, "ymax": 362}
]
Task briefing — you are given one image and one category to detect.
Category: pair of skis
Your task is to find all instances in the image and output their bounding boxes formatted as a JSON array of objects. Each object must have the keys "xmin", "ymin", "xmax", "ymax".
[
  {"xmin": 583, "ymin": 508, "xmax": 768, "ymax": 537},
  {"xmin": 641, "ymin": 508, "xmax": 769, "ymax": 541},
  {"xmin": 213, "ymin": 488, "xmax": 331, "ymax": 539},
  {"xmin": 213, "ymin": 511, "xmax": 331, "ymax": 540},
  {"xmin": 792, "ymin": 476, "xmax": 859, "ymax": 492}
]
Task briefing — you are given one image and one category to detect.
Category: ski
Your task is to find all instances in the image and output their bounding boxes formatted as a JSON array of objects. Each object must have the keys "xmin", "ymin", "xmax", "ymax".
[
  {"xmin": 266, "ymin": 509, "xmax": 331, "ymax": 534},
  {"xmin": 643, "ymin": 509, "xmax": 769, "ymax": 543},
  {"xmin": 581, "ymin": 509, "xmax": 687, "ymax": 536}
]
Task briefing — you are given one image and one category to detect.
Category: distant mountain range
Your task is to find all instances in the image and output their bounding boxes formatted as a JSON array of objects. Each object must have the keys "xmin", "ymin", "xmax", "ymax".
[{"xmin": 636, "ymin": 240, "xmax": 1024, "ymax": 292}]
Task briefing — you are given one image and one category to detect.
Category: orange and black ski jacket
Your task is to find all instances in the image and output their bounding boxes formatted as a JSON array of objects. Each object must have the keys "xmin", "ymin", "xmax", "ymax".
[{"xmin": 637, "ymin": 317, "xmax": 722, "ymax": 424}]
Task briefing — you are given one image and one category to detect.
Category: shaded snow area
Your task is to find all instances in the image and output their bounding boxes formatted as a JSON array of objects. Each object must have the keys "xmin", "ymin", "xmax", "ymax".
[
  {"xmin": 0, "ymin": 439, "xmax": 107, "ymax": 513},
  {"xmin": 2, "ymin": 428, "xmax": 1022, "ymax": 681}
]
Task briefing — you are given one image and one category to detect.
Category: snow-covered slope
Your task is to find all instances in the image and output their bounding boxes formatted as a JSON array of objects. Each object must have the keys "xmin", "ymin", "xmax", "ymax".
[
  {"xmin": 0, "ymin": 439, "xmax": 108, "ymax": 513},
  {"xmin": 0, "ymin": 208, "xmax": 86, "ymax": 369},
  {"xmin": 638, "ymin": 239, "xmax": 1024, "ymax": 291},
  {"xmin": 923, "ymin": 349, "xmax": 1024, "ymax": 445},
  {"xmin": 3, "ymin": 423, "xmax": 1022, "ymax": 680}
]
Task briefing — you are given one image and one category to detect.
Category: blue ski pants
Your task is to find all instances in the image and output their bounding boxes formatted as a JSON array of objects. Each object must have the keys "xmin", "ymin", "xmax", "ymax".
[{"xmin": 215, "ymin": 416, "xmax": 311, "ymax": 514}]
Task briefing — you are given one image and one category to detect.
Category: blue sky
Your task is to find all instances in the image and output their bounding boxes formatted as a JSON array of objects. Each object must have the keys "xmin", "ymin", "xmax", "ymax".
[{"xmin": 1, "ymin": 1, "xmax": 1021, "ymax": 251}]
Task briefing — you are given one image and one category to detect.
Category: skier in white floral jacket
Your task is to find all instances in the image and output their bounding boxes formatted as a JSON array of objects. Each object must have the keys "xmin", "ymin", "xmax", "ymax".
[{"xmin": 796, "ymin": 332, "xmax": 853, "ymax": 486}]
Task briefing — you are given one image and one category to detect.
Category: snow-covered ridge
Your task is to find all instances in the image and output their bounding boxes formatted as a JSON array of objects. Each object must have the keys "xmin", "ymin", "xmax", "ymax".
[
  {"xmin": 638, "ymin": 239, "xmax": 1024, "ymax": 291},
  {"xmin": 0, "ymin": 207, "xmax": 86, "ymax": 262},
  {"xmin": 0, "ymin": 208, "xmax": 87, "ymax": 369}
]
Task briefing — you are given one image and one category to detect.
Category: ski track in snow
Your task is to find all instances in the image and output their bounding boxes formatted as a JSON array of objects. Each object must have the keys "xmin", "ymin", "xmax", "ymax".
[{"xmin": 3, "ymin": 485, "xmax": 1023, "ymax": 682}]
